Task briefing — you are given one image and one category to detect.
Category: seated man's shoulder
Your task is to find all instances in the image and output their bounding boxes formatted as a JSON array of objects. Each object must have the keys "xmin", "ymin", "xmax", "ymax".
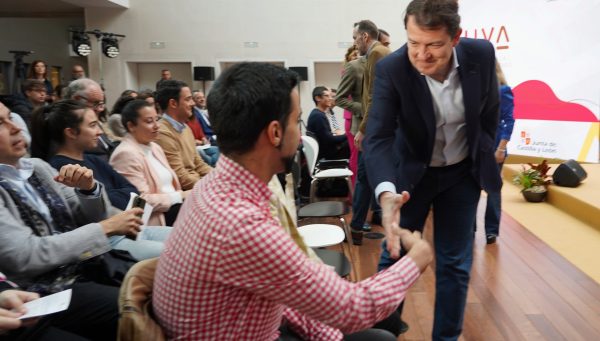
[{"xmin": 29, "ymin": 158, "xmax": 56, "ymax": 175}]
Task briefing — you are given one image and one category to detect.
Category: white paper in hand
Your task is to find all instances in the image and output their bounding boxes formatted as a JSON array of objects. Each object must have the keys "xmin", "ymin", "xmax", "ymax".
[{"xmin": 18, "ymin": 289, "xmax": 72, "ymax": 319}]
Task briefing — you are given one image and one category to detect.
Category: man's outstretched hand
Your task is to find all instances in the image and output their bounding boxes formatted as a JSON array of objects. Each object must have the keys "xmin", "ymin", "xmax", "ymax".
[{"xmin": 380, "ymin": 191, "xmax": 410, "ymax": 259}]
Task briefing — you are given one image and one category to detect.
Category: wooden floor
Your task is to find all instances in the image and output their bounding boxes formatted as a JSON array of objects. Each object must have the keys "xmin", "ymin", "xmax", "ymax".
[{"xmin": 316, "ymin": 198, "xmax": 600, "ymax": 341}]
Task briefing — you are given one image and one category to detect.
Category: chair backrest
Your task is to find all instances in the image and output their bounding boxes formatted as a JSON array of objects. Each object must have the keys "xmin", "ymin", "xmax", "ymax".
[
  {"xmin": 118, "ymin": 257, "xmax": 165, "ymax": 341},
  {"xmin": 301, "ymin": 135, "xmax": 319, "ymax": 177}
]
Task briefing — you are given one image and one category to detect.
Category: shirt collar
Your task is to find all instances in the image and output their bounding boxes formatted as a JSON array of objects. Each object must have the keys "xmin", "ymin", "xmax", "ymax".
[
  {"xmin": 0, "ymin": 158, "xmax": 34, "ymax": 182},
  {"xmin": 216, "ymin": 155, "xmax": 272, "ymax": 203},
  {"xmin": 366, "ymin": 41, "xmax": 379, "ymax": 57},
  {"xmin": 162, "ymin": 114, "xmax": 186, "ymax": 133}
]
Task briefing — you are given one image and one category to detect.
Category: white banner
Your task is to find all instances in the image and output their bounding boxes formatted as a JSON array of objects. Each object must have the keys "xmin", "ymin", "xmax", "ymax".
[{"xmin": 460, "ymin": 0, "xmax": 600, "ymax": 162}]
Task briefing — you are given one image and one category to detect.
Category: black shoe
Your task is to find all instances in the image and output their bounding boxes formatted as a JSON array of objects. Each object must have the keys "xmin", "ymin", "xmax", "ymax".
[
  {"xmin": 351, "ymin": 230, "xmax": 363, "ymax": 246},
  {"xmin": 370, "ymin": 212, "xmax": 382, "ymax": 226},
  {"xmin": 486, "ymin": 234, "xmax": 497, "ymax": 244},
  {"xmin": 399, "ymin": 320, "xmax": 409, "ymax": 334}
]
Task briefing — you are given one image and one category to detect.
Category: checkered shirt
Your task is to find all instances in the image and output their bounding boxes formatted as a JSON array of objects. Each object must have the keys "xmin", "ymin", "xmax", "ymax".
[{"xmin": 153, "ymin": 155, "xmax": 420, "ymax": 340}]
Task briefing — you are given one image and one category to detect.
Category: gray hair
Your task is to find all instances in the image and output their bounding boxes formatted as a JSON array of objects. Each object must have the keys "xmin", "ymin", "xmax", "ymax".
[{"xmin": 63, "ymin": 78, "xmax": 101, "ymax": 100}]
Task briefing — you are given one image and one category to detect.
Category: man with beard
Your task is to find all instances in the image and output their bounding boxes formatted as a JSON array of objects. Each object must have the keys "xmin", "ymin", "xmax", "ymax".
[{"xmin": 153, "ymin": 62, "xmax": 432, "ymax": 340}]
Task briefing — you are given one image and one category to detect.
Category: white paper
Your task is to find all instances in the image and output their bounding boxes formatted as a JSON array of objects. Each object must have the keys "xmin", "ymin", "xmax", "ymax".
[{"xmin": 18, "ymin": 289, "xmax": 72, "ymax": 319}]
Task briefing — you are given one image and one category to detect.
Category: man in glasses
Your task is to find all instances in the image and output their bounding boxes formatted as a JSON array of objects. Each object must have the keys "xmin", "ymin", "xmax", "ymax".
[{"xmin": 64, "ymin": 78, "xmax": 116, "ymax": 161}]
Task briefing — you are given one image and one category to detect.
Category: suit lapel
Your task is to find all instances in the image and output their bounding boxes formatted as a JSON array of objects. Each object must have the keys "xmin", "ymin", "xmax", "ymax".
[
  {"xmin": 407, "ymin": 67, "xmax": 436, "ymax": 139},
  {"xmin": 456, "ymin": 44, "xmax": 481, "ymax": 159}
]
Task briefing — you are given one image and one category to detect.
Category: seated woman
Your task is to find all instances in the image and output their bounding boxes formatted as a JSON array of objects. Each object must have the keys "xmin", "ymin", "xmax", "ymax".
[
  {"xmin": 110, "ymin": 98, "xmax": 188, "ymax": 226},
  {"xmin": 30, "ymin": 100, "xmax": 172, "ymax": 260}
]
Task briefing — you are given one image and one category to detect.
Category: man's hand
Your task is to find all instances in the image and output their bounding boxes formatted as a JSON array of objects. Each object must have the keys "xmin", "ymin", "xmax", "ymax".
[
  {"xmin": 354, "ymin": 131, "xmax": 364, "ymax": 151},
  {"xmin": 0, "ymin": 290, "xmax": 40, "ymax": 332},
  {"xmin": 399, "ymin": 230, "xmax": 433, "ymax": 273},
  {"xmin": 54, "ymin": 164, "xmax": 95, "ymax": 191},
  {"xmin": 380, "ymin": 191, "xmax": 410, "ymax": 259},
  {"xmin": 100, "ymin": 208, "xmax": 144, "ymax": 237},
  {"xmin": 333, "ymin": 129, "xmax": 344, "ymax": 136},
  {"xmin": 494, "ymin": 149, "xmax": 506, "ymax": 164}
]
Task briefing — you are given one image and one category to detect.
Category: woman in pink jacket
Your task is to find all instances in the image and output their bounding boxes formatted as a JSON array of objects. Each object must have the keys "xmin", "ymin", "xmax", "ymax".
[{"xmin": 110, "ymin": 98, "xmax": 190, "ymax": 226}]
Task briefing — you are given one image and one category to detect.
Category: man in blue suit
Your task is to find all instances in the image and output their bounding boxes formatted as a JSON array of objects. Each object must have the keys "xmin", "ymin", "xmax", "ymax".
[{"xmin": 363, "ymin": 0, "xmax": 501, "ymax": 339}]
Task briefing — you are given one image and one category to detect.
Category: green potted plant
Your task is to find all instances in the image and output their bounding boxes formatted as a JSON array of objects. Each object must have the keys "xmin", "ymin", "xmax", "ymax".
[{"xmin": 512, "ymin": 160, "xmax": 552, "ymax": 202}]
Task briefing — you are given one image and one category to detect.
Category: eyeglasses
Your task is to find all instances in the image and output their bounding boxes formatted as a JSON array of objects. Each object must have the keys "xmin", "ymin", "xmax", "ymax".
[{"xmin": 79, "ymin": 95, "xmax": 106, "ymax": 110}]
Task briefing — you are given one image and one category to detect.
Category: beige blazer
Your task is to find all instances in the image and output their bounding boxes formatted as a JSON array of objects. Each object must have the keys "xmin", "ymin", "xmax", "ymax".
[
  {"xmin": 335, "ymin": 57, "xmax": 366, "ymax": 135},
  {"xmin": 110, "ymin": 135, "xmax": 182, "ymax": 226},
  {"xmin": 359, "ymin": 41, "xmax": 391, "ymax": 134}
]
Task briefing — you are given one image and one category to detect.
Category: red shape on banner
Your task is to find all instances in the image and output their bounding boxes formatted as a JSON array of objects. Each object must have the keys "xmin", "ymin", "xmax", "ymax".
[{"xmin": 513, "ymin": 80, "xmax": 598, "ymax": 122}]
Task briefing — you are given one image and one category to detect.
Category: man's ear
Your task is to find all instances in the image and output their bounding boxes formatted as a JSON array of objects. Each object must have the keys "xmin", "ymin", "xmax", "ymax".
[
  {"xmin": 168, "ymin": 98, "xmax": 178, "ymax": 109},
  {"xmin": 451, "ymin": 28, "xmax": 462, "ymax": 47},
  {"xmin": 267, "ymin": 120, "xmax": 282, "ymax": 147}
]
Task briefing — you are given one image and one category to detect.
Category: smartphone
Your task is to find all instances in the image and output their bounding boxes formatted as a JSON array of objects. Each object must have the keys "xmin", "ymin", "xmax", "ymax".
[{"xmin": 132, "ymin": 196, "xmax": 146, "ymax": 213}]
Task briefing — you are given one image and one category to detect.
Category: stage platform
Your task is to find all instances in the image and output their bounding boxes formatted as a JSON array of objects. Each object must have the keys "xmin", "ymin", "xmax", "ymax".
[{"xmin": 502, "ymin": 164, "xmax": 600, "ymax": 283}]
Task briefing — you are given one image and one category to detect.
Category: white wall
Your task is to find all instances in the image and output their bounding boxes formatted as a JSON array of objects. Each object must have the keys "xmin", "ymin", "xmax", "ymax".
[
  {"xmin": 0, "ymin": 17, "xmax": 88, "ymax": 86},
  {"xmin": 83, "ymin": 0, "xmax": 409, "ymax": 119}
]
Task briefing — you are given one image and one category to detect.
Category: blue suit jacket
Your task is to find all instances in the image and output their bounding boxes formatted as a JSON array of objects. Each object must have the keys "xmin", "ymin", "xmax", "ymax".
[
  {"xmin": 364, "ymin": 38, "xmax": 502, "ymax": 194},
  {"xmin": 193, "ymin": 107, "xmax": 216, "ymax": 144},
  {"xmin": 306, "ymin": 108, "xmax": 347, "ymax": 160}
]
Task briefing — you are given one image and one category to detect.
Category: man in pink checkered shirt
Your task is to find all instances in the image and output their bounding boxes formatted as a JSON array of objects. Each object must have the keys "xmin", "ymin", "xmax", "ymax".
[{"xmin": 153, "ymin": 62, "xmax": 432, "ymax": 340}]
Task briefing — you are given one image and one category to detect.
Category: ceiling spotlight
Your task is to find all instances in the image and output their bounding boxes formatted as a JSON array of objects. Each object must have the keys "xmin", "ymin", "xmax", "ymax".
[
  {"xmin": 72, "ymin": 31, "xmax": 91, "ymax": 57},
  {"xmin": 102, "ymin": 36, "xmax": 119, "ymax": 58}
]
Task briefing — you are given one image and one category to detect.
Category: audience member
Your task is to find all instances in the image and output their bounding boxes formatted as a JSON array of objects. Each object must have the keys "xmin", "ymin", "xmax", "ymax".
[
  {"xmin": 64, "ymin": 78, "xmax": 117, "ymax": 161},
  {"xmin": 0, "ymin": 102, "xmax": 139, "ymax": 340},
  {"xmin": 26, "ymin": 60, "xmax": 53, "ymax": 102},
  {"xmin": 110, "ymin": 99, "xmax": 188, "ymax": 226},
  {"xmin": 349, "ymin": 19, "xmax": 389, "ymax": 246},
  {"xmin": 10, "ymin": 79, "xmax": 46, "ymax": 125},
  {"xmin": 336, "ymin": 44, "xmax": 364, "ymax": 185},
  {"xmin": 153, "ymin": 62, "xmax": 432, "ymax": 340},
  {"xmin": 107, "ymin": 95, "xmax": 135, "ymax": 140},
  {"xmin": 191, "ymin": 90, "xmax": 216, "ymax": 144},
  {"xmin": 363, "ymin": 1, "xmax": 501, "ymax": 339},
  {"xmin": 0, "ymin": 282, "xmax": 112, "ymax": 340},
  {"xmin": 378, "ymin": 28, "xmax": 391, "ymax": 47},
  {"xmin": 327, "ymin": 88, "xmax": 343, "ymax": 135},
  {"xmin": 480, "ymin": 61, "xmax": 515, "ymax": 245},
  {"xmin": 0, "ymin": 102, "xmax": 30, "ymax": 149},
  {"xmin": 52, "ymin": 84, "xmax": 64, "ymax": 103},
  {"xmin": 71, "ymin": 64, "xmax": 86, "ymax": 81},
  {"xmin": 190, "ymin": 90, "xmax": 220, "ymax": 166},
  {"xmin": 307, "ymin": 86, "xmax": 349, "ymax": 160},
  {"xmin": 155, "ymin": 69, "xmax": 171, "ymax": 90},
  {"xmin": 154, "ymin": 80, "xmax": 212, "ymax": 190},
  {"xmin": 137, "ymin": 89, "xmax": 159, "ymax": 117},
  {"xmin": 29, "ymin": 100, "xmax": 171, "ymax": 260}
]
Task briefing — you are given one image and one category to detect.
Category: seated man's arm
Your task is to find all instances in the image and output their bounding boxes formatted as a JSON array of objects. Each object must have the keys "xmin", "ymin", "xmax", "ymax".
[
  {"xmin": 0, "ymin": 195, "xmax": 110, "ymax": 279},
  {"xmin": 312, "ymin": 114, "xmax": 346, "ymax": 146},
  {"xmin": 220, "ymin": 213, "xmax": 430, "ymax": 336},
  {"xmin": 156, "ymin": 130, "xmax": 201, "ymax": 190}
]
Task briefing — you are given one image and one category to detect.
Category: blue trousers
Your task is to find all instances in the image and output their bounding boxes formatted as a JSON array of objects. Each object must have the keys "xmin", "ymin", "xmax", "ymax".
[
  {"xmin": 350, "ymin": 152, "xmax": 381, "ymax": 229},
  {"xmin": 197, "ymin": 145, "xmax": 220, "ymax": 167},
  {"xmin": 378, "ymin": 160, "xmax": 480, "ymax": 341},
  {"xmin": 483, "ymin": 163, "xmax": 504, "ymax": 236}
]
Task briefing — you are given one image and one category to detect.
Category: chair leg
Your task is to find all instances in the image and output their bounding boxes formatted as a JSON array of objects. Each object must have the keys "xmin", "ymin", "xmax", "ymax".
[
  {"xmin": 346, "ymin": 177, "xmax": 354, "ymax": 203},
  {"xmin": 309, "ymin": 179, "xmax": 318, "ymax": 203},
  {"xmin": 340, "ymin": 216, "xmax": 359, "ymax": 281}
]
